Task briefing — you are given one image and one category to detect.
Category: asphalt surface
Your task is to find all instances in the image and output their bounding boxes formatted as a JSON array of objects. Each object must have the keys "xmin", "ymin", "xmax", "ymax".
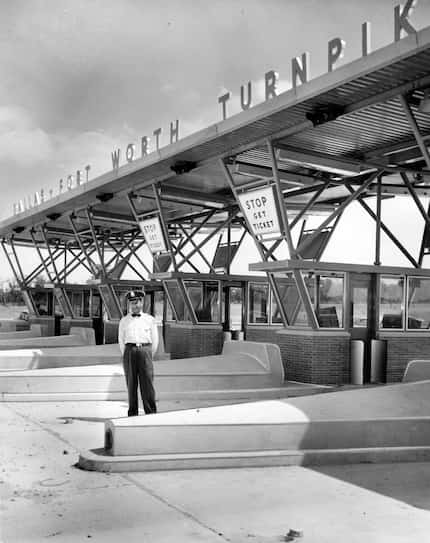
[{"xmin": 2, "ymin": 400, "xmax": 430, "ymax": 543}]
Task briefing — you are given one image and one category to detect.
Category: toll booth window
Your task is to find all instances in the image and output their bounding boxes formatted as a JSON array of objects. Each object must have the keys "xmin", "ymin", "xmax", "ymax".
[
  {"xmin": 249, "ymin": 283, "xmax": 269, "ymax": 324},
  {"xmin": 316, "ymin": 275, "xmax": 343, "ymax": 328},
  {"xmin": 407, "ymin": 277, "xmax": 430, "ymax": 330},
  {"xmin": 294, "ymin": 275, "xmax": 315, "ymax": 327},
  {"xmin": 272, "ymin": 274, "xmax": 314, "ymax": 327},
  {"xmin": 154, "ymin": 291, "xmax": 164, "ymax": 323},
  {"xmin": 380, "ymin": 275, "xmax": 404, "ymax": 329},
  {"xmin": 33, "ymin": 291, "xmax": 51, "ymax": 316},
  {"xmin": 226, "ymin": 286, "xmax": 243, "ymax": 329},
  {"xmin": 91, "ymin": 292, "xmax": 102, "ymax": 318},
  {"xmin": 185, "ymin": 281, "xmax": 220, "ymax": 323},
  {"xmin": 53, "ymin": 297, "xmax": 63, "ymax": 317},
  {"xmin": 71, "ymin": 292, "xmax": 83, "ymax": 317},
  {"xmin": 98, "ymin": 285, "xmax": 123, "ymax": 320},
  {"xmin": 165, "ymin": 280, "xmax": 190, "ymax": 322},
  {"xmin": 83, "ymin": 291, "xmax": 90, "ymax": 317},
  {"xmin": 273, "ymin": 277, "xmax": 300, "ymax": 325}
]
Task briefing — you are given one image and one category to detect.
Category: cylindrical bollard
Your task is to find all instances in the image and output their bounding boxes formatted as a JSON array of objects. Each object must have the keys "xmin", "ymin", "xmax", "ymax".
[
  {"xmin": 370, "ymin": 339, "xmax": 387, "ymax": 383},
  {"xmin": 350, "ymin": 340, "xmax": 364, "ymax": 385}
]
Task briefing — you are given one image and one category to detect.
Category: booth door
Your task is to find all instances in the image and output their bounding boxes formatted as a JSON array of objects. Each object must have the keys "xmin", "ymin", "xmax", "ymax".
[
  {"xmin": 348, "ymin": 273, "xmax": 376, "ymax": 382},
  {"xmin": 223, "ymin": 285, "xmax": 244, "ymax": 337}
]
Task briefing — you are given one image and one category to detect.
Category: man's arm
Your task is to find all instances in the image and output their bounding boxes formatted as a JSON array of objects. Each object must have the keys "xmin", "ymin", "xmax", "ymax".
[
  {"xmin": 118, "ymin": 317, "xmax": 126, "ymax": 355},
  {"xmin": 151, "ymin": 318, "xmax": 159, "ymax": 356}
]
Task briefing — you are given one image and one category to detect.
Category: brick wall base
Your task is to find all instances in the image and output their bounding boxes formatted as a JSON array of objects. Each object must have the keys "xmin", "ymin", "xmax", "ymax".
[
  {"xmin": 247, "ymin": 326, "xmax": 351, "ymax": 385},
  {"xmin": 60, "ymin": 318, "xmax": 94, "ymax": 335},
  {"xmin": 165, "ymin": 323, "xmax": 224, "ymax": 359},
  {"xmin": 29, "ymin": 317, "xmax": 55, "ymax": 336},
  {"xmin": 104, "ymin": 320, "xmax": 120, "ymax": 344},
  {"xmin": 378, "ymin": 332, "xmax": 430, "ymax": 383}
]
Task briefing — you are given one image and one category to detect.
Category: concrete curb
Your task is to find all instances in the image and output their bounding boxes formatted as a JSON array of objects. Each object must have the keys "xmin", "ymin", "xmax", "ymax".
[{"xmin": 78, "ymin": 445, "xmax": 430, "ymax": 472}]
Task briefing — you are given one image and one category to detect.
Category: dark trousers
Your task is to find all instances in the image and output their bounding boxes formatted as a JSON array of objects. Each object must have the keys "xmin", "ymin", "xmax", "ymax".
[{"xmin": 123, "ymin": 344, "xmax": 157, "ymax": 416}]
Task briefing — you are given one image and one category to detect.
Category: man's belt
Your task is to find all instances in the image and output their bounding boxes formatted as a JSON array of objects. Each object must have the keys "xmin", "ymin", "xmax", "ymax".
[{"xmin": 126, "ymin": 342, "xmax": 151, "ymax": 348}]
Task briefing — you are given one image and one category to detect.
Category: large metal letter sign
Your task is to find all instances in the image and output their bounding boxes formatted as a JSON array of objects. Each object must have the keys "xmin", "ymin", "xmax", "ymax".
[
  {"xmin": 238, "ymin": 186, "xmax": 281, "ymax": 237},
  {"xmin": 139, "ymin": 216, "xmax": 167, "ymax": 253}
]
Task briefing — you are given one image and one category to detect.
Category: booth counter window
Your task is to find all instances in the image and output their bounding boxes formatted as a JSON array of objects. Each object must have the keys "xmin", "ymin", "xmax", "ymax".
[
  {"xmin": 272, "ymin": 275, "xmax": 313, "ymax": 327},
  {"xmin": 184, "ymin": 280, "xmax": 220, "ymax": 323},
  {"xmin": 407, "ymin": 276, "xmax": 430, "ymax": 329},
  {"xmin": 153, "ymin": 291, "xmax": 164, "ymax": 323},
  {"xmin": 32, "ymin": 290, "xmax": 51, "ymax": 316},
  {"xmin": 272, "ymin": 273, "xmax": 343, "ymax": 329},
  {"xmin": 249, "ymin": 283, "xmax": 269, "ymax": 324},
  {"xmin": 316, "ymin": 274, "xmax": 344, "ymax": 328},
  {"xmin": 379, "ymin": 275, "xmax": 404, "ymax": 329},
  {"xmin": 379, "ymin": 275, "xmax": 430, "ymax": 331},
  {"xmin": 165, "ymin": 280, "xmax": 190, "ymax": 322}
]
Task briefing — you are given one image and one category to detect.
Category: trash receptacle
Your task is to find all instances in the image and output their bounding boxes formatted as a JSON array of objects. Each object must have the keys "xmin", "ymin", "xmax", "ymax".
[{"xmin": 223, "ymin": 331, "xmax": 232, "ymax": 342}]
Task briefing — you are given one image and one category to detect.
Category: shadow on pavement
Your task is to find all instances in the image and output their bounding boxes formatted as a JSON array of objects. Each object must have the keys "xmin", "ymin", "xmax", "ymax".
[{"xmin": 310, "ymin": 463, "xmax": 430, "ymax": 511}]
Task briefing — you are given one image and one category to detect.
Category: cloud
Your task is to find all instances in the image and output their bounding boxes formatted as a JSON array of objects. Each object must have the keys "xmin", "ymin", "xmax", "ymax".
[{"xmin": 0, "ymin": 106, "xmax": 54, "ymax": 165}]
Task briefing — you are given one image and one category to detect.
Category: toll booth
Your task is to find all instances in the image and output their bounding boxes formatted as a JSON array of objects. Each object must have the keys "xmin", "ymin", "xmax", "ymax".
[
  {"xmin": 24, "ymin": 284, "xmax": 101, "ymax": 339},
  {"xmin": 248, "ymin": 260, "xmax": 430, "ymax": 384},
  {"xmin": 151, "ymin": 272, "xmax": 275, "ymax": 359},
  {"xmin": 24, "ymin": 281, "xmax": 165, "ymax": 345}
]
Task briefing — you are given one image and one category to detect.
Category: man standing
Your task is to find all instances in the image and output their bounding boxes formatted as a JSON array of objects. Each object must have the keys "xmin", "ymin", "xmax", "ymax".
[{"xmin": 118, "ymin": 290, "xmax": 159, "ymax": 416}]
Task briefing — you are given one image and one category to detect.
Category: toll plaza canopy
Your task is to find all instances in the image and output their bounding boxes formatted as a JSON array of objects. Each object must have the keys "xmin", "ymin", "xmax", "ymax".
[{"xmin": 2, "ymin": 25, "xmax": 430, "ymax": 384}]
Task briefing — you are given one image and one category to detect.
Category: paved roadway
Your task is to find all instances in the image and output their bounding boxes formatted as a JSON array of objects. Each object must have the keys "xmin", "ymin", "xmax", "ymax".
[{"xmin": 2, "ymin": 400, "xmax": 430, "ymax": 543}]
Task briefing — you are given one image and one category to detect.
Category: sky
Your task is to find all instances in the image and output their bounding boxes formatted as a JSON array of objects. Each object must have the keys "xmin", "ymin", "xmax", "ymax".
[{"xmin": 1, "ymin": 0, "xmax": 430, "ymax": 283}]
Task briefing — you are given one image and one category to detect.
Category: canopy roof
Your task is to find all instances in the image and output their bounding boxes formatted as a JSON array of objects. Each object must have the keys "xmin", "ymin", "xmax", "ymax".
[{"xmin": 2, "ymin": 27, "xmax": 430, "ymax": 247}]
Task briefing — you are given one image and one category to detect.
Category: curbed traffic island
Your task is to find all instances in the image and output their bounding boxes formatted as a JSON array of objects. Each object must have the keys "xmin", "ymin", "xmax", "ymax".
[
  {"xmin": 402, "ymin": 360, "xmax": 430, "ymax": 382},
  {"xmin": 0, "ymin": 326, "xmax": 95, "ymax": 352},
  {"xmin": 0, "ymin": 340, "xmax": 288, "ymax": 402},
  {"xmin": 79, "ymin": 380, "xmax": 430, "ymax": 473}
]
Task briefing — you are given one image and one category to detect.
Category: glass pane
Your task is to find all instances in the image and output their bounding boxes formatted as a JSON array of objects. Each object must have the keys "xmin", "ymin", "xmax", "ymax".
[
  {"xmin": 98, "ymin": 285, "xmax": 122, "ymax": 320},
  {"xmin": 380, "ymin": 276, "xmax": 404, "ymax": 329},
  {"xmin": 317, "ymin": 275, "xmax": 343, "ymax": 328},
  {"xmin": 272, "ymin": 276, "xmax": 298, "ymax": 324},
  {"xmin": 154, "ymin": 291, "xmax": 164, "ymax": 323},
  {"xmin": 164, "ymin": 280, "xmax": 190, "ymax": 322},
  {"xmin": 185, "ymin": 281, "xmax": 220, "ymax": 323},
  {"xmin": 83, "ymin": 291, "xmax": 90, "ymax": 317},
  {"xmin": 53, "ymin": 288, "xmax": 72, "ymax": 317},
  {"xmin": 22, "ymin": 290, "xmax": 36, "ymax": 315},
  {"xmin": 407, "ymin": 277, "xmax": 430, "ymax": 329},
  {"xmin": 143, "ymin": 294, "xmax": 152, "ymax": 314},
  {"xmin": 352, "ymin": 286, "xmax": 368, "ymax": 327},
  {"xmin": 32, "ymin": 291, "xmax": 50, "ymax": 316},
  {"xmin": 229, "ymin": 287, "xmax": 243, "ymax": 329},
  {"xmin": 91, "ymin": 292, "xmax": 101, "ymax": 317},
  {"xmin": 272, "ymin": 274, "xmax": 313, "ymax": 327},
  {"xmin": 71, "ymin": 292, "xmax": 83, "ymax": 317},
  {"xmin": 249, "ymin": 283, "xmax": 269, "ymax": 324}
]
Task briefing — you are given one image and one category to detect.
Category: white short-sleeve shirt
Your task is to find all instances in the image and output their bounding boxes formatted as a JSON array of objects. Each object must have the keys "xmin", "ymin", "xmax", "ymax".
[{"xmin": 118, "ymin": 312, "xmax": 159, "ymax": 356}]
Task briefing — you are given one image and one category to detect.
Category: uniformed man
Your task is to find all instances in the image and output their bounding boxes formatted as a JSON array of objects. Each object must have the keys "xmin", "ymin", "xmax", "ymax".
[{"xmin": 118, "ymin": 289, "xmax": 159, "ymax": 416}]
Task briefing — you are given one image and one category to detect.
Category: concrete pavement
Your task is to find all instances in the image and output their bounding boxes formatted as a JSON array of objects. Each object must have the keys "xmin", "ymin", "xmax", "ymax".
[{"xmin": 2, "ymin": 399, "xmax": 430, "ymax": 542}]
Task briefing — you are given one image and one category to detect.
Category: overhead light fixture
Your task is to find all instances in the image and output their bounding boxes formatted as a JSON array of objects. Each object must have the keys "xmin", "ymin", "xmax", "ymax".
[
  {"xmin": 12, "ymin": 226, "xmax": 25, "ymax": 234},
  {"xmin": 277, "ymin": 147, "xmax": 366, "ymax": 177},
  {"xmin": 96, "ymin": 193, "xmax": 114, "ymax": 202},
  {"xmin": 306, "ymin": 104, "xmax": 345, "ymax": 126},
  {"xmin": 170, "ymin": 160, "xmax": 196, "ymax": 175},
  {"xmin": 419, "ymin": 89, "xmax": 430, "ymax": 113},
  {"xmin": 46, "ymin": 212, "xmax": 61, "ymax": 221}
]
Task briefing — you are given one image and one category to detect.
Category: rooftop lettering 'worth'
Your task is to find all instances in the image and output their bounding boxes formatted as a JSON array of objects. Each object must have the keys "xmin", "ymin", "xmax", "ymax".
[{"xmin": 111, "ymin": 1, "xmax": 420, "ymax": 171}]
